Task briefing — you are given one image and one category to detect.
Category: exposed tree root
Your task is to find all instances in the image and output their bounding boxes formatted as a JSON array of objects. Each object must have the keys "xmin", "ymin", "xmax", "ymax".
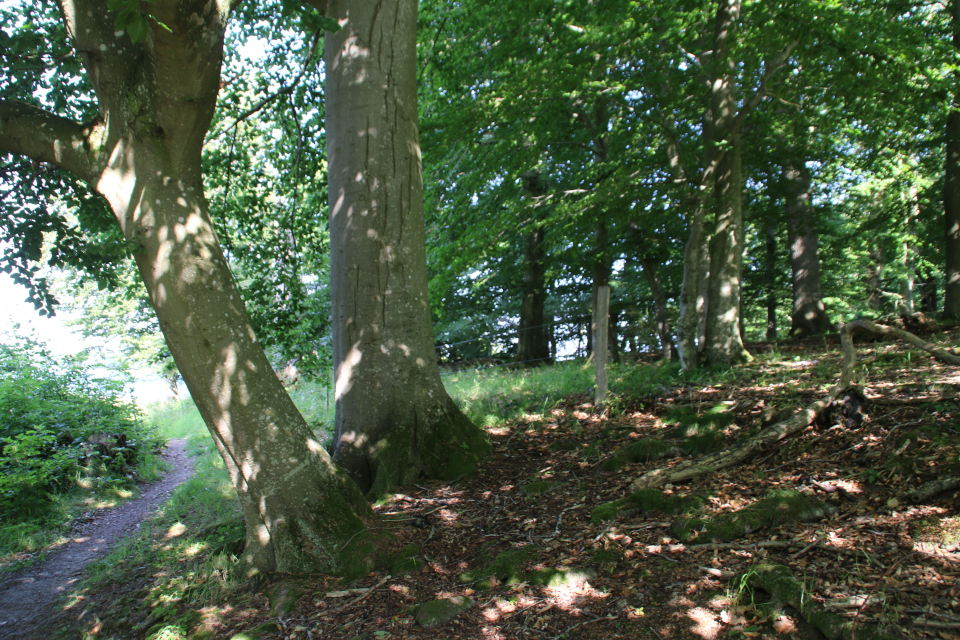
[
  {"xmin": 904, "ymin": 475, "xmax": 960, "ymax": 504},
  {"xmin": 630, "ymin": 321, "xmax": 959, "ymax": 491},
  {"xmin": 739, "ymin": 564, "xmax": 896, "ymax": 640}
]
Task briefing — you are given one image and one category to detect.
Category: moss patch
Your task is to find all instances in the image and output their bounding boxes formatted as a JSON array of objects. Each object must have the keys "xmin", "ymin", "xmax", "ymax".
[
  {"xmin": 460, "ymin": 545, "xmax": 535, "ymax": 587},
  {"xmin": 391, "ymin": 544, "xmax": 425, "ymax": 576},
  {"xmin": 228, "ymin": 622, "xmax": 279, "ymax": 640},
  {"xmin": 414, "ymin": 596, "xmax": 474, "ymax": 629},
  {"xmin": 674, "ymin": 490, "xmax": 835, "ymax": 543},
  {"xmin": 591, "ymin": 488, "xmax": 706, "ymax": 524}
]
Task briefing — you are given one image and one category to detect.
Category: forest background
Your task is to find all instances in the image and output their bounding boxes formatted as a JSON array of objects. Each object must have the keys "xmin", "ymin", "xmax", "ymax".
[{"xmin": 3, "ymin": 0, "xmax": 960, "ymax": 638}]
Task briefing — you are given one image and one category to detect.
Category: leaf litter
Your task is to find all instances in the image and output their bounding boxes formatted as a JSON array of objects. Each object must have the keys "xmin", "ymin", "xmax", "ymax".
[{"xmin": 59, "ymin": 334, "xmax": 960, "ymax": 640}]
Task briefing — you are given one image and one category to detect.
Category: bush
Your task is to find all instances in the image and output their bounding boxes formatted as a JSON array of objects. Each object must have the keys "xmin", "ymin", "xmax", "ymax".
[{"xmin": 0, "ymin": 337, "xmax": 161, "ymax": 519}]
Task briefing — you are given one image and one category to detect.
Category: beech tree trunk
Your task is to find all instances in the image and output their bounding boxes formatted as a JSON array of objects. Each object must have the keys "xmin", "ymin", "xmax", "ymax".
[
  {"xmin": 592, "ymin": 223, "xmax": 610, "ymax": 406},
  {"xmin": 946, "ymin": 0, "xmax": 960, "ymax": 319},
  {"xmin": 517, "ymin": 171, "xmax": 550, "ymax": 366},
  {"xmin": 325, "ymin": 0, "xmax": 490, "ymax": 496},
  {"xmin": 784, "ymin": 162, "xmax": 832, "ymax": 336},
  {"xmin": 703, "ymin": 0, "xmax": 751, "ymax": 366},
  {"xmin": 0, "ymin": 0, "xmax": 377, "ymax": 577}
]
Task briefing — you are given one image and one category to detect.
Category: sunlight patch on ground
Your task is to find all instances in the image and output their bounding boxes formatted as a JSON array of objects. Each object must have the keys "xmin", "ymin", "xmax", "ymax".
[
  {"xmin": 686, "ymin": 606, "xmax": 722, "ymax": 639},
  {"xmin": 165, "ymin": 522, "xmax": 187, "ymax": 539}
]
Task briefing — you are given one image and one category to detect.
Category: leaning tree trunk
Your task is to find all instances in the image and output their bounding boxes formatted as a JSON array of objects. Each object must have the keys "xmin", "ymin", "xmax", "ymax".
[
  {"xmin": 945, "ymin": 0, "xmax": 960, "ymax": 319},
  {"xmin": 325, "ymin": 0, "xmax": 490, "ymax": 497},
  {"xmin": 784, "ymin": 161, "xmax": 832, "ymax": 336},
  {"xmin": 0, "ymin": 0, "xmax": 378, "ymax": 577}
]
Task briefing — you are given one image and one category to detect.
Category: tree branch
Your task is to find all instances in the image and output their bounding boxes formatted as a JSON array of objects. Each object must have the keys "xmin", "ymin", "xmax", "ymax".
[
  {"xmin": 735, "ymin": 38, "xmax": 799, "ymax": 130},
  {"xmin": 0, "ymin": 99, "xmax": 100, "ymax": 181}
]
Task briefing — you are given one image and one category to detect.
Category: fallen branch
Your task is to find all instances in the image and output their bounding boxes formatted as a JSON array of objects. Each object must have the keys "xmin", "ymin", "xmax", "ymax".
[
  {"xmin": 741, "ymin": 564, "xmax": 894, "ymax": 640},
  {"xmin": 688, "ymin": 540, "xmax": 877, "ymax": 566},
  {"xmin": 629, "ymin": 328, "xmax": 857, "ymax": 491},
  {"xmin": 630, "ymin": 321, "xmax": 960, "ymax": 491},
  {"xmin": 904, "ymin": 475, "xmax": 960, "ymax": 504},
  {"xmin": 313, "ymin": 573, "xmax": 392, "ymax": 619}
]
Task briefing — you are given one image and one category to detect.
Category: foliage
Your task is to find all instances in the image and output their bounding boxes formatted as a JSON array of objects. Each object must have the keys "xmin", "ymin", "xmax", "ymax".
[{"xmin": 0, "ymin": 335, "xmax": 161, "ymax": 520}]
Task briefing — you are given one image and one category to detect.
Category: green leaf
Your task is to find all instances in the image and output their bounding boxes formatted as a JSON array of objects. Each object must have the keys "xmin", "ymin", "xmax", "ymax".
[
  {"xmin": 106, "ymin": 0, "xmax": 128, "ymax": 11},
  {"xmin": 126, "ymin": 13, "xmax": 149, "ymax": 43}
]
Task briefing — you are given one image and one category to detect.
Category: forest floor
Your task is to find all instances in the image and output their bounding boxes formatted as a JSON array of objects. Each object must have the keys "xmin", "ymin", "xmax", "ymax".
[{"xmin": 58, "ymin": 334, "xmax": 960, "ymax": 640}]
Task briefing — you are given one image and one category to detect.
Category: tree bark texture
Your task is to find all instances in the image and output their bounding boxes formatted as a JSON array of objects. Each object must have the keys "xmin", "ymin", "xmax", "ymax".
[
  {"xmin": 592, "ymin": 223, "xmax": 610, "ymax": 405},
  {"xmin": 946, "ymin": 0, "xmax": 960, "ymax": 319},
  {"xmin": 703, "ymin": 0, "xmax": 751, "ymax": 366},
  {"xmin": 0, "ymin": 0, "xmax": 377, "ymax": 577},
  {"xmin": 783, "ymin": 162, "xmax": 832, "ymax": 336},
  {"xmin": 517, "ymin": 171, "xmax": 550, "ymax": 366},
  {"xmin": 325, "ymin": 0, "xmax": 490, "ymax": 497}
]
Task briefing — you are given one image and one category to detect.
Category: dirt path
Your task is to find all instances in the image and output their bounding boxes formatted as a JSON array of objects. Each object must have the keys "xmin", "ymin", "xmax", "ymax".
[{"xmin": 0, "ymin": 439, "xmax": 195, "ymax": 640}]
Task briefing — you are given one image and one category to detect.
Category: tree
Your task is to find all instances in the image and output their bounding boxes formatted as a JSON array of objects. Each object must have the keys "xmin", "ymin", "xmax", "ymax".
[
  {"xmin": 0, "ymin": 0, "xmax": 377, "ymax": 576},
  {"xmin": 783, "ymin": 159, "xmax": 833, "ymax": 336},
  {"xmin": 323, "ymin": 0, "xmax": 490, "ymax": 497},
  {"xmin": 946, "ymin": 0, "xmax": 960, "ymax": 319}
]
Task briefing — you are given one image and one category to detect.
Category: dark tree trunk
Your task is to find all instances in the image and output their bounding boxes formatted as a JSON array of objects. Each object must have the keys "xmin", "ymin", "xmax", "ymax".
[
  {"xmin": 947, "ymin": 0, "xmax": 960, "ymax": 318},
  {"xmin": 325, "ymin": 0, "xmax": 490, "ymax": 497},
  {"xmin": 765, "ymin": 221, "xmax": 778, "ymax": 341},
  {"xmin": 784, "ymin": 162, "xmax": 832, "ymax": 336},
  {"xmin": 639, "ymin": 255, "xmax": 674, "ymax": 361},
  {"xmin": 517, "ymin": 171, "xmax": 550, "ymax": 366}
]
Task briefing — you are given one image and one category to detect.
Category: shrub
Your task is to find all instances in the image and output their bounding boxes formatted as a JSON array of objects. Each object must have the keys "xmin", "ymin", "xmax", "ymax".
[{"xmin": 0, "ymin": 336, "xmax": 161, "ymax": 519}]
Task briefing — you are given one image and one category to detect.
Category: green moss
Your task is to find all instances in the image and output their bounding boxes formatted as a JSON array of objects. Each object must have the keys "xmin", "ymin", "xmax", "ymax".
[
  {"xmin": 460, "ymin": 546, "xmax": 535, "ymax": 586},
  {"xmin": 591, "ymin": 489, "xmax": 705, "ymax": 524},
  {"xmin": 414, "ymin": 596, "xmax": 474, "ymax": 629},
  {"xmin": 523, "ymin": 480, "xmax": 564, "ymax": 496},
  {"xmin": 590, "ymin": 502, "xmax": 620, "ymax": 524},
  {"xmin": 228, "ymin": 622, "xmax": 278, "ymax": 640},
  {"xmin": 674, "ymin": 491, "xmax": 834, "ymax": 543},
  {"xmin": 391, "ymin": 544, "xmax": 425, "ymax": 576}
]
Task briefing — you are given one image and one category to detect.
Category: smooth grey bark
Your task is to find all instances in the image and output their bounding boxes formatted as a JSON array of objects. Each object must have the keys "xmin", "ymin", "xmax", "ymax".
[
  {"xmin": 783, "ymin": 162, "xmax": 832, "ymax": 336},
  {"xmin": 517, "ymin": 171, "xmax": 550, "ymax": 366},
  {"xmin": 703, "ymin": 0, "xmax": 751, "ymax": 366},
  {"xmin": 592, "ymin": 223, "xmax": 610, "ymax": 405},
  {"xmin": 946, "ymin": 0, "xmax": 960, "ymax": 319},
  {"xmin": 0, "ymin": 0, "xmax": 376, "ymax": 577},
  {"xmin": 325, "ymin": 0, "xmax": 490, "ymax": 497},
  {"xmin": 899, "ymin": 185, "xmax": 918, "ymax": 315}
]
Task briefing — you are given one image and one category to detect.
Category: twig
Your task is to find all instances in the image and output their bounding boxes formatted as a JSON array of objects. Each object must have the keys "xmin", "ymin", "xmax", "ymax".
[
  {"xmin": 788, "ymin": 537, "xmax": 821, "ymax": 560},
  {"xmin": 313, "ymin": 573, "xmax": 391, "ymax": 619},
  {"xmin": 687, "ymin": 540, "xmax": 878, "ymax": 566},
  {"xmin": 914, "ymin": 619, "xmax": 960, "ymax": 629}
]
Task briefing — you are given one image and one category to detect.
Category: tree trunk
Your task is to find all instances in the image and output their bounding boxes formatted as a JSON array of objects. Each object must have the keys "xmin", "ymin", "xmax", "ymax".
[
  {"xmin": 946, "ymin": 0, "xmax": 960, "ymax": 319},
  {"xmin": 703, "ymin": 0, "xmax": 751, "ymax": 366},
  {"xmin": 784, "ymin": 162, "xmax": 832, "ymax": 336},
  {"xmin": 517, "ymin": 171, "xmax": 550, "ymax": 366},
  {"xmin": 325, "ymin": 0, "xmax": 490, "ymax": 497},
  {"xmin": 0, "ymin": 0, "xmax": 378, "ymax": 577},
  {"xmin": 765, "ymin": 221, "xmax": 778, "ymax": 341},
  {"xmin": 592, "ymin": 223, "xmax": 610, "ymax": 406},
  {"xmin": 900, "ymin": 184, "xmax": 918, "ymax": 315},
  {"xmin": 639, "ymin": 255, "xmax": 674, "ymax": 361}
]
